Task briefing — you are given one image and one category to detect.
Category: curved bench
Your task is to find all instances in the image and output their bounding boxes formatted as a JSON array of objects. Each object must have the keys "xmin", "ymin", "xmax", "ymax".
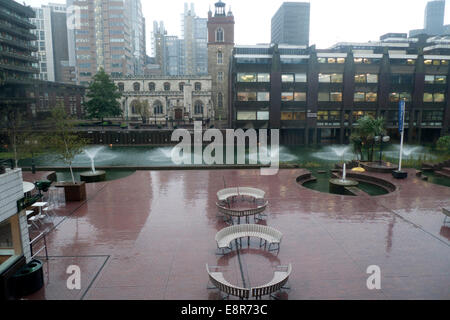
[
  {"xmin": 215, "ymin": 224, "xmax": 283, "ymax": 254},
  {"xmin": 206, "ymin": 264, "xmax": 250, "ymax": 300},
  {"xmin": 251, "ymin": 264, "xmax": 292, "ymax": 300},
  {"xmin": 216, "ymin": 201, "xmax": 269, "ymax": 224},
  {"xmin": 217, "ymin": 187, "xmax": 266, "ymax": 202},
  {"xmin": 217, "ymin": 188, "xmax": 239, "ymax": 202}
]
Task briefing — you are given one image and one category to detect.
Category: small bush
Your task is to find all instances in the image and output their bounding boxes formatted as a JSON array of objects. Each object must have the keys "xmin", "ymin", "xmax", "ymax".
[{"xmin": 437, "ymin": 136, "xmax": 450, "ymax": 153}]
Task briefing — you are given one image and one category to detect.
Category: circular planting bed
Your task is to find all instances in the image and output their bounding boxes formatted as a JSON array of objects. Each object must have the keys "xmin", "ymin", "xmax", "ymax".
[{"xmin": 298, "ymin": 170, "xmax": 396, "ymax": 197}]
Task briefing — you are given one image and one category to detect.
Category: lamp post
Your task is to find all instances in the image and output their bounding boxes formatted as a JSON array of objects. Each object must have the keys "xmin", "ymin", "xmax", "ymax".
[{"xmin": 374, "ymin": 135, "xmax": 390, "ymax": 164}]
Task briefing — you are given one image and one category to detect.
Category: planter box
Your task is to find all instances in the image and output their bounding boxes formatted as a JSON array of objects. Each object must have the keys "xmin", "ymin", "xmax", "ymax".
[{"xmin": 55, "ymin": 181, "xmax": 86, "ymax": 202}]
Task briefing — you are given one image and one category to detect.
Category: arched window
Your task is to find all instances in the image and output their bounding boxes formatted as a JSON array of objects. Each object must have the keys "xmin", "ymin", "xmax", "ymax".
[
  {"xmin": 218, "ymin": 92, "xmax": 223, "ymax": 108},
  {"xmin": 133, "ymin": 82, "xmax": 140, "ymax": 92},
  {"xmin": 164, "ymin": 82, "xmax": 170, "ymax": 91},
  {"xmin": 194, "ymin": 82, "xmax": 201, "ymax": 91},
  {"xmin": 153, "ymin": 101, "xmax": 163, "ymax": 114},
  {"xmin": 148, "ymin": 82, "xmax": 155, "ymax": 91},
  {"xmin": 217, "ymin": 51, "xmax": 223, "ymax": 64},
  {"xmin": 130, "ymin": 100, "xmax": 140, "ymax": 114},
  {"xmin": 194, "ymin": 101, "xmax": 204, "ymax": 114},
  {"xmin": 179, "ymin": 82, "xmax": 185, "ymax": 92},
  {"xmin": 216, "ymin": 28, "xmax": 224, "ymax": 42},
  {"xmin": 117, "ymin": 82, "xmax": 124, "ymax": 92}
]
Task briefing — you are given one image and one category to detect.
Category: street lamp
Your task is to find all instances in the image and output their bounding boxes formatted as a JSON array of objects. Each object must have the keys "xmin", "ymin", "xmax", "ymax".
[{"xmin": 374, "ymin": 135, "xmax": 390, "ymax": 164}]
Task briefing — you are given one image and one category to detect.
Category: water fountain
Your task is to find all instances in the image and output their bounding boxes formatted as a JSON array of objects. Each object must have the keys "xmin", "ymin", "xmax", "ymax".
[
  {"xmin": 80, "ymin": 146, "xmax": 106, "ymax": 183},
  {"xmin": 329, "ymin": 156, "xmax": 359, "ymax": 195}
]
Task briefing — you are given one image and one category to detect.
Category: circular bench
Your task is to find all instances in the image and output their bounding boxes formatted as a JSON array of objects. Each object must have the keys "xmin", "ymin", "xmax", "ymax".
[
  {"xmin": 206, "ymin": 263, "xmax": 292, "ymax": 300},
  {"xmin": 217, "ymin": 187, "xmax": 265, "ymax": 203},
  {"xmin": 216, "ymin": 201, "xmax": 268, "ymax": 224},
  {"xmin": 215, "ymin": 224, "xmax": 283, "ymax": 254}
]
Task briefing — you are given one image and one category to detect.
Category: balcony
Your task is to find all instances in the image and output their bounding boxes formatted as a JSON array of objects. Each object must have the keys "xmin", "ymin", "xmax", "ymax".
[
  {"xmin": 0, "ymin": 8, "xmax": 36, "ymax": 30},
  {"xmin": 0, "ymin": 50, "xmax": 38, "ymax": 63},
  {"xmin": 0, "ymin": 36, "xmax": 37, "ymax": 52},
  {"xmin": 0, "ymin": 21, "xmax": 37, "ymax": 41},
  {"xmin": 0, "ymin": 62, "xmax": 39, "ymax": 74}
]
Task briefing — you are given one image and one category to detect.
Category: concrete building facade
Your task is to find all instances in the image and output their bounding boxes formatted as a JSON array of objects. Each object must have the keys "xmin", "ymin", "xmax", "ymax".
[{"xmin": 271, "ymin": 2, "xmax": 310, "ymax": 46}]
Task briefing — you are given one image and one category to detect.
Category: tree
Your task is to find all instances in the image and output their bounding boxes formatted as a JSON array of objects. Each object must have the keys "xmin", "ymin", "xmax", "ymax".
[
  {"xmin": 0, "ymin": 103, "xmax": 26, "ymax": 167},
  {"xmin": 132, "ymin": 99, "xmax": 151, "ymax": 124},
  {"xmin": 16, "ymin": 130, "xmax": 47, "ymax": 173},
  {"xmin": 47, "ymin": 104, "xmax": 89, "ymax": 183},
  {"xmin": 351, "ymin": 116, "xmax": 386, "ymax": 162},
  {"xmin": 84, "ymin": 68, "xmax": 123, "ymax": 123},
  {"xmin": 436, "ymin": 136, "xmax": 450, "ymax": 153}
]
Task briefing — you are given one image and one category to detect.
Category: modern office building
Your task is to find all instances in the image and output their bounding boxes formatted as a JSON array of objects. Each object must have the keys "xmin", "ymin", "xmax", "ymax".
[
  {"xmin": 207, "ymin": 0, "xmax": 234, "ymax": 124},
  {"xmin": 181, "ymin": 3, "xmax": 208, "ymax": 75},
  {"xmin": 230, "ymin": 34, "xmax": 450, "ymax": 145},
  {"xmin": 425, "ymin": 0, "xmax": 445, "ymax": 35},
  {"xmin": 410, "ymin": 0, "xmax": 447, "ymax": 37},
  {"xmin": 66, "ymin": 0, "xmax": 145, "ymax": 85},
  {"xmin": 30, "ymin": 3, "xmax": 75, "ymax": 83},
  {"xmin": 113, "ymin": 75, "xmax": 213, "ymax": 123},
  {"xmin": 271, "ymin": 2, "xmax": 310, "ymax": 46}
]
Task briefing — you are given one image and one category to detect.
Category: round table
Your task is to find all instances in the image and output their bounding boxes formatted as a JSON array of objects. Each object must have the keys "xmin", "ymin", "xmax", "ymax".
[{"xmin": 23, "ymin": 181, "xmax": 35, "ymax": 197}]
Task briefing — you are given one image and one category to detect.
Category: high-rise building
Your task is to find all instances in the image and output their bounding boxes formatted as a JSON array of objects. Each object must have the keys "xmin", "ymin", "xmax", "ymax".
[
  {"xmin": 0, "ymin": 0, "xmax": 38, "ymax": 111},
  {"xmin": 271, "ymin": 2, "xmax": 310, "ymax": 46},
  {"xmin": 182, "ymin": 3, "xmax": 208, "ymax": 75},
  {"xmin": 207, "ymin": 0, "xmax": 234, "ymax": 124},
  {"xmin": 410, "ymin": 0, "xmax": 447, "ymax": 37},
  {"xmin": 66, "ymin": 0, "xmax": 145, "ymax": 85},
  {"xmin": 425, "ymin": 0, "xmax": 445, "ymax": 35},
  {"xmin": 30, "ymin": 3, "xmax": 75, "ymax": 83}
]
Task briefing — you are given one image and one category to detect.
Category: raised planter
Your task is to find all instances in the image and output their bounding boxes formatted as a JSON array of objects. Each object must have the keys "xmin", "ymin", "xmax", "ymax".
[
  {"xmin": 392, "ymin": 170, "xmax": 408, "ymax": 179},
  {"xmin": 12, "ymin": 259, "xmax": 44, "ymax": 297},
  {"xmin": 55, "ymin": 181, "xmax": 86, "ymax": 201}
]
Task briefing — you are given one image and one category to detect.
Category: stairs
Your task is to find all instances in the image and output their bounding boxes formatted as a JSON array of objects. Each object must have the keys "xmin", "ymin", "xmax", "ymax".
[{"xmin": 435, "ymin": 168, "xmax": 450, "ymax": 179}]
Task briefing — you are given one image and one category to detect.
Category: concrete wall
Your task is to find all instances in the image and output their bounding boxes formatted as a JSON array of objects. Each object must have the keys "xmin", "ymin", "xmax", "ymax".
[{"xmin": 0, "ymin": 169, "xmax": 31, "ymax": 262}]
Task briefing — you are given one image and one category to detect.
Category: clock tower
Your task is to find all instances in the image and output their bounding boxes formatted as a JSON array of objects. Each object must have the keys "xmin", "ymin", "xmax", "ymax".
[{"xmin": 207, "ymin": 1, "xmax": 234, "ymax": 126}]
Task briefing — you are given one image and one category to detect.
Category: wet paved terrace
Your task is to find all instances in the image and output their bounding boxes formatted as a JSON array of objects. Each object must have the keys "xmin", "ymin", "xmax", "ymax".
[{"xmin": 21, "ymin": 169, "xmax": 450, "ymax": 300}]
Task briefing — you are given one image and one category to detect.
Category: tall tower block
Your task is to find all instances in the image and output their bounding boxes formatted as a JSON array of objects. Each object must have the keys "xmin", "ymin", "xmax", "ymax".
[{"xmin": 207, "ymin": 1, "xmax": 234, "ymax": 124}]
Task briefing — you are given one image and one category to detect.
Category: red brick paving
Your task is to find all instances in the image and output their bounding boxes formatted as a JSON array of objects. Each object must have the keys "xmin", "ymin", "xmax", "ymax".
[{"xmin": 21, "ymin": 169, "xmax": 450, "ymax": 300}]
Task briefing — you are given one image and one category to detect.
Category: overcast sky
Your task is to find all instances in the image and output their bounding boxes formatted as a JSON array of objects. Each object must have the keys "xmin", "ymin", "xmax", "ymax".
[{"xmin": 22, "ymin": 0, "xmax": 450, "ymax": 53}]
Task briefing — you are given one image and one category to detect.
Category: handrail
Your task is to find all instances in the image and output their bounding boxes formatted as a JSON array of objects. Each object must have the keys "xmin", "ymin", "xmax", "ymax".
[{"xmin": 30, "ymin": 231, "xmax": 49, "ymax": 260}]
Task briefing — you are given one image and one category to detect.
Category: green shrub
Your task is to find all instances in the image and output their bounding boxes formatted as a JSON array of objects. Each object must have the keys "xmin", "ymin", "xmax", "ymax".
[{"xmin": 437, "ymin": 136, "xmax": 450, "ymax": 153}]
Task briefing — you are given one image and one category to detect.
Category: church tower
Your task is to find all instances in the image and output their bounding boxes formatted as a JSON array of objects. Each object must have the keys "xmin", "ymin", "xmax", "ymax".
[{"xmin": 207, "ymin": 1, "xmax": 234, "ymax": 126}]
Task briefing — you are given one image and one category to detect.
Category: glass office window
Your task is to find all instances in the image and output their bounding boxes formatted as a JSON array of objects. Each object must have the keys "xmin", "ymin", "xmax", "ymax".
[
  {"xmin": 318, "ymin": 92, "xmax": 330, "ymax": 101},
  {"xmin": 318, "ymin": 57, "xmax": 327, "ymax": 63},
  {"xmin": 423, "ymin": 93, "xmax": 433, "ymax": 102},
  {"xmin": 281, "ymin": 92, "xmax": 294, "ymax": 101},
  {"xmin": 355, "ymin": 74, "xmax": 365, "ymax": 83},
  {"xmin": 294, "ymin": 112, "xmax": 306, "ymax": 120},
  {"xmin": 257, "ymin": 111, "xmax": 269, "ymax": 120},
  {"xmin": 257, "ymin": 92, "xmax": 270, "ymax": 101},
  {"xmin": 257, "ymin": 73, "xmax": 270, "ymax": 82},
  {"xmin": 330, "ymin": 92, "xmax": 342, "ymax": 102},
  {"xmin": 400, "ymin": 92, "xmax": 411, "ymax": 102},
  {"xmin": 282, "ymin": 74, "xmax": 294, "ymax": 82},
  {"xmin": 331, "ymin": 73, "xmax": 343, "ymax": 83},
  {"xmin": 237, "ymin": 92, "xmax": 257, "ymax": 101},
  {"xmin": 294, "ymin": 92, "xmax": 306, "ymax": 101},
  {"xmin": 295, "ymin": 73, "xmax": 307, "ymax": 82},
  {"xmin": 319, "ymin": 74, "xmax": 331, "ymax": 83},
  {"xmin": 237, "ymin": 73, "xmax": 257, "ymax": 82},
  {"xmin": 281, "ymin": 112, "xmax": 293, "ymax": 120},
  {"xmin": 367, "ymin": 74, "xmax": 378, "ymax": 83},
  {"xmin": 366, "ymin": 92, "xmax": 378, "ymax": 102},
  {"xmin": 434, "ymin": 93, "xmax": 445, "ymax": 102},
  {"xmin": 425, "ymin": 75, "xmax": 435, "ymax": 84},
  {"xmin": 237, "ymin": 111, "xmax": 256, "ymax": 120},
  {"xmin": 435, "ymin": 75, "xmax": 446, "ymax": 84},
  {"xmin": 354, "ymin": 92, "xmax": 365, "ymax": 102}
]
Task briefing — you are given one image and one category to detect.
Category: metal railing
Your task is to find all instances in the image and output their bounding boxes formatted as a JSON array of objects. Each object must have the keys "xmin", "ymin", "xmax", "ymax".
[{"xmin": 30, "ymin": 232, "xmax": 49, "ymax": 260}]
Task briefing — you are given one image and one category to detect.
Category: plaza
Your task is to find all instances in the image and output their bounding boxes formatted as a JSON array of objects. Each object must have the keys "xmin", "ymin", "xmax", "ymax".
[{"xmin": 19, "ymin": 168, "xmax": 450, "ymax": 300}]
